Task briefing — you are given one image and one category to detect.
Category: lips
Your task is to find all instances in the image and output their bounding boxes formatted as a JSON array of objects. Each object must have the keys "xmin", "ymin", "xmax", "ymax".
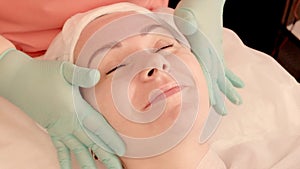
[{"xmin": 144, "ymin": 84, "xmax": 185, "ymax": 110}]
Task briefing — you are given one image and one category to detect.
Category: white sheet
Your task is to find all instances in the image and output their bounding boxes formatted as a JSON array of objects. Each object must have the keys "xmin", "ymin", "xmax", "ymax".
[
  {"xmin": 209, "ymin": 28, "xmax": 300, "ymax": 168},
  {"xmin": 0, "ymin": 28, "xmax": 299, "ymax": 169}
]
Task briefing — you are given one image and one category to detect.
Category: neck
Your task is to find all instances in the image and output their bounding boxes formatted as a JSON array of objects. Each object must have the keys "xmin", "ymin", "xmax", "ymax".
[
  {"xmin": 122, "ymin": 140, "xmax": 209, "ymax": 169},
  {"xmin": 121, "ymin": 115, "xmax": 210, "ymax": 169}
]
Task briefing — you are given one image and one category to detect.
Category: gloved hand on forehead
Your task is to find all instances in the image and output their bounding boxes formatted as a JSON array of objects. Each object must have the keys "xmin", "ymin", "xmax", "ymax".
[
  {"xmin": 0, "ymin": 48, "xmax": 125, "ymax": 169},
  {"xmin": 174, "ymin": 0, "xmax": 244, "ymax": 115}
]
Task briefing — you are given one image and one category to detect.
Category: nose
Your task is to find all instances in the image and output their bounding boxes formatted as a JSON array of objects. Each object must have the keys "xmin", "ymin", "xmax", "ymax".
[{"xmin": 127, "ymin": 50, "xmax": 171, "ymax": 82}]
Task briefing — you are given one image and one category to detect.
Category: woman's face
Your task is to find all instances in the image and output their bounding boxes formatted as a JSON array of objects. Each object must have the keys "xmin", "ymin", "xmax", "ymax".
[{"xmin": 76, "ymin": 11, "xmax": 210, "ymax": 165}]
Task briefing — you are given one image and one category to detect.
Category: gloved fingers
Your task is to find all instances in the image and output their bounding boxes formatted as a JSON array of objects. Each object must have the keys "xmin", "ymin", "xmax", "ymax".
[
  {"xmin": 73, "ymin": 129, "xmax": 123, "ymax": 169},
  {"xmin": 51, "ymin": 136, "xmax": 72, "ymax": 169},
  {"xmin": 207, "ymin": 77, "xmax": 216, "ymax": 106},
  {"xmin": 211, "ymin": 86, "xmax": 227, "ymax": 116},
  {"xmin": 82, "ymin": 112, "xmax": 126, "ymax": 156},
  {"xmin": 62, "ymin": 135, "xmax": 97, "ymax": 169},
  {"xmin": 75, "ymin": 94, "xmax": 125, "ymax": 156},
  {"xmin": 225, "ymin": 67, "xmax": 245, "ymax": 88},
  {"xmin": 198, "ymin": 61, "xmax": 216, "ymax": 106},
  {"xmin": 218, "ymin": 77, "xmax": 243, "ymax": 105},
  {"xmin": 174, "ymin": 8, "xmax": 198, "ymax": 36},
  {"xmin": 91, "ymin": 144, "xmax": 123, "ymax": 169},
  {"xmin": 61, "ymin": 62, "xmax": 100, "ymax": 88},
  {"xmin": 73, "ymin": 126, "xmax": 114, "ymax": 156}
]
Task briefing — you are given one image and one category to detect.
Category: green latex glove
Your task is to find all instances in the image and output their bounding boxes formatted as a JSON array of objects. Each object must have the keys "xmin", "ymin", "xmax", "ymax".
[
  {"xmin": 174, "ymin": 0, "xmax": 244, "ymax": 115},
  {"xmin": 0, "ymin": 49, "xmax": 125, "ymax": 169}
]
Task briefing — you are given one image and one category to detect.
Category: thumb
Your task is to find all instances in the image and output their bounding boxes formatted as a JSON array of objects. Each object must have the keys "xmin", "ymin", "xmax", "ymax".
[{"xmin": 61, "ymin": 62, "xmax": 100, "ymax": 88}]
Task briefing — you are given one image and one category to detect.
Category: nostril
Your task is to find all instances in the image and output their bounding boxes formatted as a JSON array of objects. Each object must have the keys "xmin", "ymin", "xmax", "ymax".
[
  {"xmin": 162, "ymin": 64, "xmax": 167, "ymax": 70},
  {"xmin": 147, "ymin": 68, "xmax": 155, "ymax": 76}
]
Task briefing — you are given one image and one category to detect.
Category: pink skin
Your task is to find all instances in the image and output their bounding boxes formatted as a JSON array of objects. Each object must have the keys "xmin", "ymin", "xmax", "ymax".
[{"xmin": 75, "ymin": 11, "xmax": 211, "ymax": 169}]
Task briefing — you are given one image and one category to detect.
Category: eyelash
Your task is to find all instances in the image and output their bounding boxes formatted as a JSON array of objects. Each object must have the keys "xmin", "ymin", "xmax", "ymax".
[
  {"xmin": 155, "ymin": 44, "xmax": 174, "ymax": 53},
  {"xmin": 106, "ymin": 64, "xmax": 126, "ymax": 75},
  {"xmin": 106, "ymin": 44, "xmax": 174, "ymax": 75}
]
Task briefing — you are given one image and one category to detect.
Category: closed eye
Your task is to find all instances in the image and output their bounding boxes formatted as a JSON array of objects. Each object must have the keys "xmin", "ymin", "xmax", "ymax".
[
  {"xmin": 106, "ymin": 64, "xmax": 126, "ymax": 75},
  {"xmin": 155, "ymin": 44, "xmax": 174, "ymax": 53}
]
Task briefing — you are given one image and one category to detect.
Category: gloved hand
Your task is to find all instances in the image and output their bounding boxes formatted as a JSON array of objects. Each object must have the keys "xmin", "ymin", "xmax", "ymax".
[
  {"xmin": 0, "ymin": 48, "xmax": 125, "ymax": 169},
  {"xmin": 174, "ymin": 0, "xmax": 244, "ymax": 115}
]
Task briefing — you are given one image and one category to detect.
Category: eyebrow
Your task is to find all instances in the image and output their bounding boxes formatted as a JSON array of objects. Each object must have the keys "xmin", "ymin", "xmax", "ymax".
[
  {"xmin": 88, "ymin": 41, "xmax": 122, "ymax": 67},
  {"xmin": 141, "ymin": 23, "xmax": 182, "ymax": 44}
]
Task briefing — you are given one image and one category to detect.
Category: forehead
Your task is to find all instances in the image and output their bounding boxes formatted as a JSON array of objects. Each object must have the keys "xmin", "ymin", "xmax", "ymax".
[
  {"xmin": 84, "ymin": 11, "xmax": 137, "ymax": 36},
  {"xmin": 76, "ymin": 11, "xmax": 137, "ymax": 50},
  {"xmin": 76, "ymin": 12, "xmax": 183, "ymax": 69}
]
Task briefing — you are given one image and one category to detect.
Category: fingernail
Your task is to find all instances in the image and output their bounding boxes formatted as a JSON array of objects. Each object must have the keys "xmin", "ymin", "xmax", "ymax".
[{"xmin": 234, "ymin": 94, "xmax": 243, "ymax": 105}]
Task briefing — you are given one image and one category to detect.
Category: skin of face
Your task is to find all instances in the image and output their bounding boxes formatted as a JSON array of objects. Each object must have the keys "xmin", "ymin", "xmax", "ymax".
[{"xmin": 74, "ymin": 11, "xmax": 211, "ymax": 169}]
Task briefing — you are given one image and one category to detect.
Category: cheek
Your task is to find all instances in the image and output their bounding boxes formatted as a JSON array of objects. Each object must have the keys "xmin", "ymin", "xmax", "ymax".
[
  {"xmin": 187, "ymin": 55, "xmax": 211, "ymax": 134},
  {"xmin": 94, "ymin": 80, "xmax": 116, "ymax": 121},
  {"xmin": 174, "ymin": 49, "xmax": 204, "ymax": 85},
  {"xmin": 128, "ymin": 74, "xmax": 159, "ymax": 112},
  {"xmin": 174, "ymin": 49, "xmax": 210, "ymax": 118},
  {"xmin": 128, "ymin": 78, "xmax": 144, "ymax": 111}
]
